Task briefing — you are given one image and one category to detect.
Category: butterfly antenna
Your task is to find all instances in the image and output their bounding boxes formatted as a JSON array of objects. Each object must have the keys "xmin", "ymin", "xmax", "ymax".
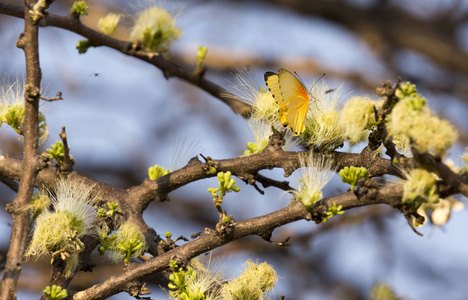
[
  {"xmin": 311, "ymin": 73, "xmax": 326, "ymax": 112},
  {"xmin": 315, "ymin": 72, "xmax": 326, "ymax": 85}
]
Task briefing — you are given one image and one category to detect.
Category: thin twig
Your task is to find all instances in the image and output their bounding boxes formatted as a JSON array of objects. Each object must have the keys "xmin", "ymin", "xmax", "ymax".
[{"xmin": 59, "ymin": 126, "xmax": 74, "ymax": 174}]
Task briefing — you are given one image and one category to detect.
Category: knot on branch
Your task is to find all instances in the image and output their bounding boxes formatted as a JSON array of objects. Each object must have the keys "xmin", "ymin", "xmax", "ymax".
[
  {"xmin": 159, "ymin": 233, "xmax": 189, "ymax": 253},
  {"xmin": 24, "ymin": 84, "xmax": 40, "ymax": 102},
  {"xmin": 16, "ymin": 33, "xmax": 25, "ymax": 49},
  {"xmin": 215, "ymin": 213, "xmax": 235, "ymax": 238},
  {"xmin": 201, "ymin": 154, "xmax": 218, "ymax": 175},
  {"xmin": 311, "ymin": 204, "xmax": 328, "ymax": 224},
  {"xmin": 127, "ymin": 282, "xmax": 151, "ymax": 298},
  {"xmin": 37, "ymin": 153, "xmax": 50, "ymax": 171},
  {"xmin": 354, "ymin": 177, "xmax": 379, "ymax": 201},
  {"xmin": 265, "ymin": 129, "xmax": 286, "ymax": 151}
]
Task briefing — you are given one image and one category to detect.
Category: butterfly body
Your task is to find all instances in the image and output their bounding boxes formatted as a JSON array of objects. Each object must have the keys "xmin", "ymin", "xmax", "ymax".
[{"xmin": 264, "ymin": 69, "xmax": 310, "ymax": 135}]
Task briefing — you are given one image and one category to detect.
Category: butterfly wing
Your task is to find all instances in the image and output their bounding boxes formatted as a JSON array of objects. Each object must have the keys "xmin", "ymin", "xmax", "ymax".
[
  {"xmin": 278, "ymin": 69, "xmax": 310, "ymax": 134},
  {"xmin": 264, "ymin": 72, "xmax": 288, "ymax": 125}
]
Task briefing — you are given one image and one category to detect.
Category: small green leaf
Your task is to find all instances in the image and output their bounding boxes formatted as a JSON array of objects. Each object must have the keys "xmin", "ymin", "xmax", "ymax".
[
  {"xmin": 76, "ymin": 39, "xmax": 91, "ymax": 54},
  {"xmin": 322, "ymin": 202, "xmax": 345, "ymax": 223},
  {"xmin": 208, "ymin": 171, "xmax": 240, "ymax": 202},
  {"xmin": 43, "ymin": 285, "xmax": 68, "ymax": 300},
  {"xmin": 46, "ymin": 141, "xmax": 67, "ymax": 164},
  {"xmin": 71, "ymin": 1, "xmax": 89, "ymax": 17},
  {"xmin": 148, "ymin": 164, "xmax": 170, "ymax": 180},
  {"xmin": 339, "ymin": 166, "xmax": 369, "ymax": 190}
]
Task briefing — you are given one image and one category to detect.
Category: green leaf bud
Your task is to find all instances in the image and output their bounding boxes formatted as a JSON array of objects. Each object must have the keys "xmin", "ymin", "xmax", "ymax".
[
  {"xmin": 76, "ymin": 39, "xmax": 91, "ymax": 54},
  {"xmin": 43, "ymin": 285, "xmax": 68, "ymax": 300},
  {"xmin": 338, "ymin": 166, "xmax": 369, "ymax": 190},
  {"xmin": 70, "ymin": 1, "xmax": 89, "ymax": 17}
]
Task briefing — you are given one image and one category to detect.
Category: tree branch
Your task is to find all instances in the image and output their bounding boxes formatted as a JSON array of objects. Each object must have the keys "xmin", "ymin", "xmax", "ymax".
[
  {"xmin": 73, "ymin": 180, "xmax": 408, "ymax": 299},
  {"xmin": 0, "ymin": 2, "xmax": 252, "ymax": 117},
  {"xmin": 1, "ymin": 1, "xmax": 42, "ymax": 298}
]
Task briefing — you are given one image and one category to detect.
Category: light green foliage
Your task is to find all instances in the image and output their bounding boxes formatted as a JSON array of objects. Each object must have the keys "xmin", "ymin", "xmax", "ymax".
[
  {"xmin": 111, "ymin": 221, "xmax": 147, "ymax": 263},
  {"xmin": 322, "ymin": 202, "xmax": 344, "ymax": 223},
  {"xmin": 165, "ymin": 231, "xmax": 172, "ymax": 239},
  {"xmin": 196, "ymin": 46, "xmax": 208, "ymax": 72},
  {"xmin": 47, "ymin": 141, "xmax": 66, "ymax": 164},
  {"xmin": 43, "ymin": 285, "xmax": 68, "ymax": 300},
  {"xmin": 97, "ymin": 202, "xmax": 120, "ymax": 218},
  {"xmin": 402, "ymin": 169, "xmax": 439, "ymax": 210},
  {"xmin": 169, "ymin": 259, "xmax": 178, "ymax": 269},
  {"xmin": 244, "ymin": 140, "xmax": 268, "ymax": 156},
  {"xmin": 71, "ymin": 1, "xmax": 89, "ymax": 17},
  {"xmin": 168, "ymin": 267, "xmax": 207, "ymax": 300},
  {"xmin": 130, "ymin": 6, "xmax": 182, "ymax": 52},
  {"xmin": 0, "ymin": 105, "xmax": 48, "ymax": 143},
  {"xmin": 339, "ymin": 166, "xmax": 369, "ymax": 190},
  {"xmin": 97, "ymin": 227, "xmax": 117, "ymax": 256},
  {"xmin": 221, "ymin": 260, "xmax": 277, "ymax": 300},
  {"xmin": 207, "ymin": 171, "xmax": 240, "ymax": 202},
  {"xmin": 368, "ymin": 282, "xmax": 398, "ymax": 300},
  {"xmin": 148, "ymin": 164, "xmax": 170, "ymax": 180},
  {"xmin": 98, "ymin": 13, "xmax": 121, "ymax": 36},
  {"xmin": 96, "ymin": 208, "xmax": 106, "ymax": 218},
  {"xmin": 116, "ymin": 238, "xmax": 144, "ymax": 264},
  {"xmin": 106, "ymin": 202, "xmax": 120, "ymax": 217},
  {"xmin": 0, "ymin": 103, "xmax": 24, "ymax": 132},
  {"xmin": 395, "ymin": 81, "xmax": 418, "ymax": 99},
  {"xmin": 76, "ymin": 39, "xmax": 91, "ymax": 54},
  {"xmin": 0, "ymin": 78, "xmax": 48, "ymax": 143}
]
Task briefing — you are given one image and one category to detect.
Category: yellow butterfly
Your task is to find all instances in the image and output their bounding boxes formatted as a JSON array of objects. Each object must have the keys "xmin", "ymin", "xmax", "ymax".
[{"xmin": 264, "ymin": 68, "xmax": 310, "ymax": 135}]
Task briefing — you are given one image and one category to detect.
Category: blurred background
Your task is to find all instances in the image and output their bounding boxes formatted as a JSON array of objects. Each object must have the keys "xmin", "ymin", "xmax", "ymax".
[{"xmin": 1, "ymin": 0, "xmax": 468, "ymax": 299}]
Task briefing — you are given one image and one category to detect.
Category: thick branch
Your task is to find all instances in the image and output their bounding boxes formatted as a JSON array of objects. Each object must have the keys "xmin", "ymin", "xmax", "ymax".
[
  {"xmin": 0, "ymin": 1, "xmax": 42, "ymax": 299},
  {"xmin": 130, "ymin": 147, "xmax": 395, "ymax": 212},
  {"xmin": 73, "ymin": 181, "xmax": 405, "ymax": 299}
]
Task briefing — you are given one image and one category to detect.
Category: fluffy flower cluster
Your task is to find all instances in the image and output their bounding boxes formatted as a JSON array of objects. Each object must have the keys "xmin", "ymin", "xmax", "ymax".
[
  {"xmin": 168, "ymin": 257, "xmax": 277, "ymax": 300},
  {"xmin": 401, "ymin": 168, "xmax": 439, "ymax": 210},
  {"xmin": 98, "ymin": 13, "xmax": 121, "ymax": 36},
  {"xmin": 230, "ymin": 71, "xmax": 380, "ymax": 154},
  {"xmin": 25, "ymin": 178, "xmax": 98, "ymax": 277},
  {"xmin": 0, "ymin": 77, "xmax": 49, "ymax": 144},
  {"xmin": 293, "ymin": 152, "xmax": 335, "ymax": 211},
  {"xmin": 130, "ymin": 6, "xmax": 182, "ymax": 52},
  {"xmin": 228, "ymin": 72, "xmax": 311, "ymax": 155},
  {"xmin": 388, "ymin": 83, "xmax": 458, "ymax": 157},
  {"xmin": 109, "ymin": 221, "xmax": 148, "ymax": 263}
]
